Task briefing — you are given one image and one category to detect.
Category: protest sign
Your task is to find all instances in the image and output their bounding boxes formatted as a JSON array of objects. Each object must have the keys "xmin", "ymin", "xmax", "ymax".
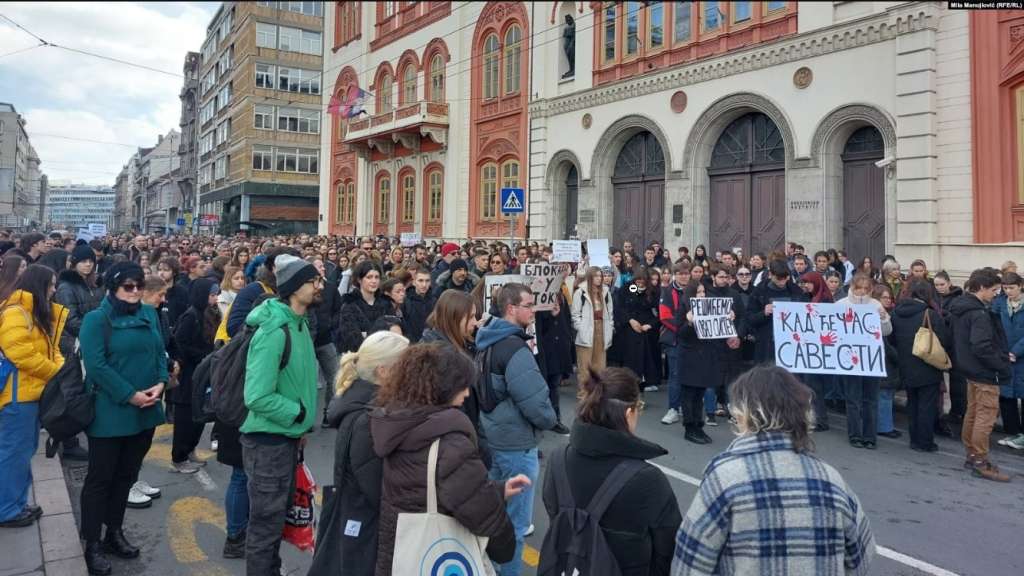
[
  {"xmin": 400, "ymin": 232, "xmax": 421, "ymax": 247},
  {"xmin": 586, "ymin": 239, "xmax": 610, "ymax": 268},
  {"xmin": 689, "ymin": 298, "xmax": 736, "ymax": 340},
  {"xmin": 772, "ymin": 302, "xmax": 887, "ymax": 377},
  {"xmin": 87, "ymin": 223, "xmax": 108, "ymax": 237},
  {"xmin": 76, "ymin": 228, "xmax": 95, "ymax": 243},
  {"xmin": 483, "ymin": 274, "xmax": 526, "ymax": 315},
  {"xmin": 522, "ymin": 263, "xmax": 566, "ymax": 311},
  {"xmin": 550, "ymin": 240, "xmax": 582, "ymax": 263}
]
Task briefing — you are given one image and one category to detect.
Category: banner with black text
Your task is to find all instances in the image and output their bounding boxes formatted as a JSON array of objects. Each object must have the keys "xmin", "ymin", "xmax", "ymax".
[
  {"xmin": 772, "ymin": 302, "xmax": 887, "ymax": 377},
  {"xmin": 689, "ymin": 298, "xmax": 736, "ymax": 340}
]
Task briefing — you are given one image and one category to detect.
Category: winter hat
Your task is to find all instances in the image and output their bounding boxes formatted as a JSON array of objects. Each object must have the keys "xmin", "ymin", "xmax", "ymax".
[
  {"xmin": 274, "ymin": 254, "xmax": 320, "ymax": 298},
  {"xmin": 71, "ymin": 244, "xmax": 96, "ymax": 266},
  {"xmin": 449, "ymin": 258, "xmax": 469, "ymax": 273},
  {"xmin": 440, "ymin": 242, "xmax": 460, "ymax": 258},
  {"xmin": 104, "ymin": 261, "xmax": 145, "ymax": 293}
]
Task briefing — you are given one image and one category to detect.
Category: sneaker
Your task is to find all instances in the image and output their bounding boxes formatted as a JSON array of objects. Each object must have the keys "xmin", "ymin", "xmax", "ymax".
[
  {"xmin": 705, "ymin": 413, "xmax": 718, "ymax": 426},
  {"xmin": 172, "ymin": 460, "xmax": 201, "ymax": 474},
  {"xmin": 188, "ymin": 452, "xmax": 207, "ymax": 467},
  {"xmin": 25, "ymin": 505, "xmax": 42, "ymax": 519},
  {"xmin": 524, "ymin": 524, "xmax": 535, "ymax": 537},
  {"xmin": 878, "ymin": 430, "xmax": 902, "ymax": 439},
  {"xmin": 862, "ymin": 440, "xmax": 877, "ymax": 450},
  {"xmin": 126, "ymin": 486, "xmax": 152, "ymax": 509},
  {"xmin": 210, "ymin": 439, "xmax": 219, "ymax": 452},
  {"xmin": 814, "ymin": 423, "xmax": 830, "ymax": 432},
  {"xmin": 133, "ymin": 480, "xmax": 161, "ymax": 499},
  {"xmin": 684, "ymin": 430, "xmax": 709, "ymax": 445},
  {"xmin": 551, "ymin": 422, "xmax": 570, "ymax": 436},
  {"xmin": 643, "ymin": 385, "xmax": 659, "ymax": 392},
  {"xmin": 661, "ymin": 408, "xmax": 680, "ymax": 425},
  {"xmin": 0, "ymin": 508, "xmax": 37, "ymax": 528},
  {"xmin": 696, "ymin": 430, "xmax": 713, "ymax": 444},
  {"xmin": 849, "ymin": 437, "xmax": 864, "ymax": 448},
  {"xmin": 223, "ymin": 530, "xmax": 246, "ymax": 559},
  {"xmin": 911, "ymin": 443, "xmax": 939, "ymax": 453},
  {"xmin": 972, "ymin": 461, "xmax": 1011, "ymax": 482},
  {"xmin": 1009, "ymin": 434, "xmax": 1024, "ymax": 450}
]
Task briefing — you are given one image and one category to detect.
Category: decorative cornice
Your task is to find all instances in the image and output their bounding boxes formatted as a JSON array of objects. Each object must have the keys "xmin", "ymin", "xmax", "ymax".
[{"xmin": 528, "ymin": 3, "xmax": 940, "ymax": 118}]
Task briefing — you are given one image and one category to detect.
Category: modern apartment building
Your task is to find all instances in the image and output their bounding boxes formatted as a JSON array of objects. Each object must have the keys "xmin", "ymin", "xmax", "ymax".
[
  {"xmin": 0, "ymin": 102, "xmax": 44, "ymax": 229},
  {"xmin": 196, "ymin": 1, "xmax": 324, "ymax": 235},
  {"xmin": 134, "ymin": 130, "xmax": 181, "ymax": 233},
  {"xmin": 45, "ymin": 184, "xmax": 115, "ymax": 231}
]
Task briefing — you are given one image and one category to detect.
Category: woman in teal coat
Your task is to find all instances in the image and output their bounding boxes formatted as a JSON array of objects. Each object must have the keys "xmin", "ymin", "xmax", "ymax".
[{"xmin": 79, "ymin": 262, "xmax": 168, "ymax": 576}]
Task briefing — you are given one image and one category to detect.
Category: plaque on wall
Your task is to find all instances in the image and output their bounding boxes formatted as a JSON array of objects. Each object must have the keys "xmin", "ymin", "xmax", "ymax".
[
  {"xmin": 582, "ymin": 113, "xmax": 592, "ymax": 129},
  {"xmin": 793, "ymin": 67, "xmax": 813, "ymax": 89},
  {"xmin": 579, "ymin": 209, "xmax": 595, "ymax": 223},
  {"xmin": 672, "ymin": 204, "xmax": 684, "ymax": 223}
]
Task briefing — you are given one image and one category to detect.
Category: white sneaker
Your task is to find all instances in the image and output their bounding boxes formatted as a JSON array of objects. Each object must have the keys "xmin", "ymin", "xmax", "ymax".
[
  {"xmin": 644, "ymin": 385, "xmax": 659, "ymax": 392},
  {"xmin": 133, "ymin": 480, "xmax": 161, "ymax": 499},
  {"xmin": 523, "ymin": 524, "xmax": 535, "ymax": 537},
  {"xmin": 210, "ymin": 439, "xmax": 219, "ymax": 452},
  {"xmin": 661, "ymin": 408, "xmax": 680, "ymax": 425},
  {"xmin": 188, "ymin": 451, "xmax": 208, "ymax": 466},
  {"xmin": 1008, "ymin": 434, "xmax": 1024, "ymax": 450},
  {"xmin": 997, "ymin": 436, "xmax": 1014, "ymax": 447},
  {"xmin": 173, "ymin": 460, "xmax": 201, "ymax": 474},
  {"xmin": 126, "ymin": 486, "xmax": 152, "ymax": 509}
]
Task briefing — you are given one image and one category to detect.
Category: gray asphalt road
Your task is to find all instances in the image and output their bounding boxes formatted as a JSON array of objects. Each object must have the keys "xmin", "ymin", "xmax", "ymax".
[{"xmin": 63, "ymin": 384, "xmax": 1023, "ymax": 576}]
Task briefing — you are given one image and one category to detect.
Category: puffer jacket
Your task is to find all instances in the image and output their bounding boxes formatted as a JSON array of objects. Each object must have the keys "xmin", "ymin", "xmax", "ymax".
[
  {"xmin": 948, "ymin": 293, "xmax": 1011, "ymax": 386},
  {"xmin": 571, "ymin": 285, "xmax": 613, "ymax": 348},
  {"xmin": 746, "ymin": 279, "xmax": 805, "ymax": 363},
  {"xmin": 400, "ymin": 288, "xmax": 437, "ymax": 343},
  {"xmin": 431, "ymin": 269, "xmax": 480, "ymax": 299},
  {"xmin": 371, "ymin": 405, "xmax": 515, "ymax": 576},
  {"xmin": 54, "ymin": 269, "xmax": 105, "ymax": 354},
  {"xmin": 337, "ymin": 291, "xmax": 391, "ymax": 354},
  {"xmin": 0, "ymin": 291, "xmax": 68, "ymax": 410}
]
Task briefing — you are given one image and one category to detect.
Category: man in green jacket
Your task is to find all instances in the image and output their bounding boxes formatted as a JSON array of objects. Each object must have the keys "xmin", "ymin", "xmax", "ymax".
[{"xmin": 240, "ymin": 254, "xmax": 321, "ymax": 575}]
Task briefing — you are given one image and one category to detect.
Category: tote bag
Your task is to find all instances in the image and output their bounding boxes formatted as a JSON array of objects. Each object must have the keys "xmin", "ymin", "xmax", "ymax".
[
  {"xmin": 912, "ymin": 311, "xmax": 951, "ymax": 370},
  {"xmin": 391, "ymin": 438, "xmax": 496, "ymax": 576}
]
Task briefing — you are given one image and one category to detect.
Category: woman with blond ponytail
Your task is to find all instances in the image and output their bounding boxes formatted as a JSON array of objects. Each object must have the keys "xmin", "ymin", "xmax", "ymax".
[{"xmin": 308, "ymin": 331, "xmax": 408, "ymax": 576}]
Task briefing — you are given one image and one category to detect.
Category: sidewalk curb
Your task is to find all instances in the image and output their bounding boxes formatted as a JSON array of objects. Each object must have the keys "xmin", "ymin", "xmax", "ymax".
[{"xmin": 31, "ymin": 433, "xmax": 88, "ymax": 576}]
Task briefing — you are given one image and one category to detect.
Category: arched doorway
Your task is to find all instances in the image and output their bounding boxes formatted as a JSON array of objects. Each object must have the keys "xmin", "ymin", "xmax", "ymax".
[
  {"xmin": 564, "ymin": 164, "xmax": 578, "ymax": 238},
  {"xmin": 708, "ymin": 112, "xmax": 785, "ymax": 255},
  {"xmin": 612, "ymin": 131, "xmax": 664, "ymax": 249},
  {"xmin": 842, "ymin": 126, "xmax": 885, "ymax": 264}
]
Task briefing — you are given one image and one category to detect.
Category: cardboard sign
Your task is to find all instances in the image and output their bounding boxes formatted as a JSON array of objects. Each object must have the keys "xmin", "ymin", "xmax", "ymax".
[
  {"xmin": 689, "ymin": 298, "xmax": 736, "ymax": 340},
  {"xmin": 400, "ymin": 232, "xmax": 421, "ymax": 247},
  {"xmin": 483, "ymin": 274, "xmax": 526, "ymax": 316},
  {"xmin": 772, "ymin": 302, "xmax": 887, "ymax": 377},
  {"xmin": 76, "ymin": 228, "xmax": 95, "ymax": 242},
  {"xmin": 522, "ymin": 263, "xmax": 566, "ymax": 311},
  {"xmin": 549, "ymin": 240, "xmax": 581, "ymax": 263},
  {"xmin": 87, "ymin": 223, "xmax": 107, "ymax": 237},
  {"xmin": 586, "ymin": 239, "xmax": 610, "ymax": 269}
]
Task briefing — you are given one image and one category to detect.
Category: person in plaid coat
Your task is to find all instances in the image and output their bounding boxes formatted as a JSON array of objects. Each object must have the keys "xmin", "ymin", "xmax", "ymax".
[{"xmin": 671, "ymin": 365, "xmax": 875, "ymax": 576}]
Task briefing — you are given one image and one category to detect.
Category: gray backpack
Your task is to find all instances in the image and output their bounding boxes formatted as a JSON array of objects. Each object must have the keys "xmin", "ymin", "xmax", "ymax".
[{"xmin": 538, "ymin": 446, "xmax": 645, "ymax": 576}]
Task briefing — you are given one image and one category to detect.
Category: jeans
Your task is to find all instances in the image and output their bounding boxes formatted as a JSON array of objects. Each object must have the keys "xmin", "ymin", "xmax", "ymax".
[
  {"xmin": 703, "ymin": 389, "xmax": 716, "ymax": 415},
  {"xmin": 845, "ymin": 376, "xmax": 880, "ymax": 442},
  {"xmin": 664, "ymin": 345, "xmax": 680, "ymax": 411},
  {"xmin": 81, "ymin": 429, "xmax": 155, "ymax": 541},
  {"xmin": 877, "ymin": 389, "xmax": 895, "ymax": 433},
  {"xmin": 225, "ymin": 466, "xmax": 249, "ymax": 538},
  {"xmin": 0, "ymin": 400, "xmax": 39, "ymax": 522},
  {"xmin": 241, "ymin": 434, "xmax": 299, "ymax": 576},
  {"xmin": 962, "ymin": 380, "xmax": 1000, "ymax": 461},
  {"xmin": 488, "ymin": 448, "xmax": 539, "ymax": 576},
  {"xmin": 317, "ymin": 344, "xmax": 340, "ymax": 410}
]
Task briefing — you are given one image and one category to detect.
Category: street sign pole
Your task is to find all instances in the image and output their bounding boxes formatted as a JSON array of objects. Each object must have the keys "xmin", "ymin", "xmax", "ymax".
[{"xmin": 500, "ymin": 187, "xmax": 525, "ymax": 250}]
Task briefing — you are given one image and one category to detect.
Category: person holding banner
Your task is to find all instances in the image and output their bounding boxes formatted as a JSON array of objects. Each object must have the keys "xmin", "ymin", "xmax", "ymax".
[
  {"xmin": 616, "ymin": 269, "xmax": 662, "ymax": 392},
  {"xmin": 571, "ymin": 267, "xmax": 614, "ymax": 388},
  {"xmin": 746, "ymin": 259, "xmax": 804, "ymax": 365}
]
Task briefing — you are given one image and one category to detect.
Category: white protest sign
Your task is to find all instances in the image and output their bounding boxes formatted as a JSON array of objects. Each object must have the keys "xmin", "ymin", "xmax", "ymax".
[
  {"xmin": 550, "ymin": 240, "xmax": 582, "ymax": 263},
  {"xmin": 484, "ymin": 274, "xmax": 526, "ymax": 316},
  {"xmin": 586, "ymin": 239, "xmax": 610, "ymax": 268},
  {"xmin": 522, "ymin": 263, "xmax": 566, "ymax": 311},
  {"xmin": 87, "ymin": 223, "xmax": 108, "ymax": 237},
  {"xmin": 689, "ymin": 298, "xmax": 736, "ymax": 340},
  {"xmin": 400, "ymin": 232, "xmax": 421, "ymax": 247},
  {"xmin": 76, "ymin": 228, "xmax": 95, "ymax": 242},
  {"xmin": 773, "ymin": 302, "xmax": 887, "ymax": 377}
]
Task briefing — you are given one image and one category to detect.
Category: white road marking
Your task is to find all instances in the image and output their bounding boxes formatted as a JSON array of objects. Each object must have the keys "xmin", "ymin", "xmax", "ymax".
[
  {"xmin": 193, "ymin": 469, "xmax": 218, "ymax": 492},
  {"xmin": 647, "ymin": 460, "xmax": 961, "ymax": 576}
]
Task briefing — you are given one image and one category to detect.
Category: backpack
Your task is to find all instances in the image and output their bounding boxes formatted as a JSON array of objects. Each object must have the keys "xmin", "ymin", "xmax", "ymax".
[
  {"xmin": 537, "ymin": 446, "xmax": 645, "ymax": 576},
  {"xmin": 190, "ymin": 349, "xmax": 218, "ymax": 423},
  {"xmin": 209, "ymin": 323, "xmax": 291, "ymax": 427},
  {"xmin": 474, "ymin": 346, "xmax": 501, "ymax": 413},
  {"xmin": 39, "ymin": 314, "xmax": 111, "ymax": 458}
]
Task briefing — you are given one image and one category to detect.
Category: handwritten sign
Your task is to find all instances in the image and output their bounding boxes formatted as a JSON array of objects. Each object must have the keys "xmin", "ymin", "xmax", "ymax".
[
  {"xmin": 484, "ymin": 274, "xmax": 526, "ymax": 316},
  {"xmin": 586, "ymin": 239, "xmax": 610, "ymax": 268},
  {"xmin": 400, "ymin": 232, "xmax": 421, "ymax": 247},
  {"xmin": 772, "ymin": 302, "xmax": 887, "ymax": 377},
  {"xmin": 522, "ymin": 263, "xmax": 566, "ymax": 312},
  {"xmin": 689, "ymin": 298, "xmax": 736, "ymax": 340},
  {"xmin": 550, "ymin": 240, "xmax": 582, "ymax": 263},
  {"xmin": 87, "ymin": 223, "xmax": 108, "ymax": 237}
]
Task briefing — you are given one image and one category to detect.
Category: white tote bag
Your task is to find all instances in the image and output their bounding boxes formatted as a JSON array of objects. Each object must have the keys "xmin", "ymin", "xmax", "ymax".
[{"xmin": 391, "ymin": 438, "xmax": 497, "ymax": 576}]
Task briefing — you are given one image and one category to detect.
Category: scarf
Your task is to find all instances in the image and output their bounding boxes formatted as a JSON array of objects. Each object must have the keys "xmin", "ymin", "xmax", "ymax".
[{"xmin": 107, "ymin": 293, "xmax": 141, "ymax": 316}]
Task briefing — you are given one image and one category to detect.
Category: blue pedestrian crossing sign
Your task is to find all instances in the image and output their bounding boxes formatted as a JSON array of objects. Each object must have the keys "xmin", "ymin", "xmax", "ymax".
[
  {"xmin": 500, "ymin": 188, "xmax": 525, "ymax": 214},
  {"xmin": 176, "ymin": 218, "xmax": 186, "ymax": 226}
]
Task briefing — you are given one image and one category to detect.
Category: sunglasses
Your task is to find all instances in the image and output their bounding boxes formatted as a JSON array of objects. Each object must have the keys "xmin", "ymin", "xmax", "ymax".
[{"xmin": 120, "ymin": 282, "xmax": 145, "ymax": 292}]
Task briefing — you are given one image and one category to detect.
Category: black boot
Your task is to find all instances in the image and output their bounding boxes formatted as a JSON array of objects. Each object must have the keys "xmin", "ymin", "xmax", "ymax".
[
  {"xmin": 222, "ymin": 530, "xmax": 246, "ymax": 559},
  {"xmin": 103, "ymin": 529, "xmax": 140, "ymax": 559},
  {"xmin": 85, "ymin": 541, "xmax": 112, "ymax": 576}
]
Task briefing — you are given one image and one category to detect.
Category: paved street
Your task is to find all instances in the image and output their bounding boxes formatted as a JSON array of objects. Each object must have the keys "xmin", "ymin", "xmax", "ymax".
[{"xmin": 62, "ymin": 383, "xmax": 1023, "ymax": 576}]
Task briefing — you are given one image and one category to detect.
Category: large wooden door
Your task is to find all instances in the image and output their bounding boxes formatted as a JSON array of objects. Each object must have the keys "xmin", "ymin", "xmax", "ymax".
[
  {"xmin": 612, "ymin": 131, "xmax": 665, "ymax": 250},
  {"xmin": 842, "ymin": 126, "xmax": 885, "ymax": 264},
  {"xmin": 708, "ymin": 113, "xmax": 786, "ymax": 255}
]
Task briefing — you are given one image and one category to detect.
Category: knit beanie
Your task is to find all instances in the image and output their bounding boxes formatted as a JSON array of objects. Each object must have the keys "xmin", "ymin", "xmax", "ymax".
[
  {"xmin": 449, "ymin": 258, "xmax": 469, "ymax": 273},
  {"xmin": 274, "ymin": 254, "xmax": 320, "ymax": 298},
  {"xmin": 440, "ymin": 242, "xmax": 460, "ymax": 258},
  {"xmin": 104, "ymin": 261, "xmax": 145, "ymax": 293},
  {"xmin": 71, "ymin": 244, "xmax": 96, "ymax": 266}
]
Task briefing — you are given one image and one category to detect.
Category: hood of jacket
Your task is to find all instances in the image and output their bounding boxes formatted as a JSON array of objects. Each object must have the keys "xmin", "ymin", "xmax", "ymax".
[
  {"xmin": 245, "ymin": 296, "xmax": 302, "ymax": 331},
  {"xmin": 948, "ymin": 292, "xmax": 988, "ymax": 318},
  {"xmin": 419, "ymin": 327, "xmax": 448, "ymax": 344},
  {"xmin": 570, "ymin": 421, "xmax": 668, "ymax": 461},
  {"xmin": 37, "ymin": 249, "xmax": 70, "ymax": 273},
  {"xmin": 58, "ymin": 268, "xmax": 98, "ymax": 290},
  {"xmin": 475, "ymin": 316, "xmax": 526, "ymax": 350},
  {"xmin": 370, "ymin": 405, "xmax": 474, "ymax": 458},
  {"xmin": 326, "ymin": 378, "xmax": 376, "ymax": 428},
  {"xmin": 188, "ymin": 278, "xmax": 217, "ymax": 312},
  {"xmin": 435, "ymin": 269, "xmax": 480, "ymax": 290},
  {"xmin": 894, "ymin": 298, "xmax": 929, "ymax": 319}
]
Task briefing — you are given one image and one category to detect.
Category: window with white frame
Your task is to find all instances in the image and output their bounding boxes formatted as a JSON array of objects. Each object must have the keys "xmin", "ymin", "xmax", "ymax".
[
  {"xmin": 283, "ymin": 1, "xmax": 322, "ymax": 17},
  {"xmin": 256, "ymin": 22, "xmax": 277, "ymax": 48},
  {"xmin": 217, "ymin": 84, "xmax": 232, "ymax": 110},
  {"xmin": 299, "ymin": 70, "xmax": 320, "ymax": 94},
  {"xmin": 278, "ymin": 67, "xmax": 320, "ymax": 94},
  {"xmin": 401, "ymin": 173, "xmax": 415, "ymax": 222},
  {"xmin": 199, "ymin": 164, "xmax": 212, "ymax": 185},
  {"xmin": 254, "ymin": 105, "xmax": 274, "ymax": 129},
  {"xmin": 217, "ymin": 51, "xmax": 232, "ymax": 77},
  {"xmin": 255, "ymin": 63, "xmax": 275, "ymax": 88},
  {"xmin": 216, "ymin": 119, "xmax": 230, "ymax": 145},
  {"xmin": 200, "ymin": 101, "xmax": 215, "ymax": 124},
  {"xmin": 199, "ymin": 131, "xmax": 214, "ymax": 155},
  {"xmin": 256, "ymin": 0, "xmax": 275, "ymax": 6},
  {"xmin": 277, "ymin": 108, "xmax": 319, "ymax": 134},
  {"xmin": 218, "ymin": 12, "xmax": 232, "ymax": 42},
  {"xmin": 214, "ymin": 155, "xmax": 227, "ymax": 179},
  {"xmin": 279, "ymin": 26, "xmax": 300, "ymax": 51},
  {"xmin": 275, "ymin": 148, "xmax": 318, "ymax": 174},
  {"xmin": 202, "ymin": 38, "xmax": 215, "ymax": 63},
  {"xmin": 252, "ymin": 145, "xmax": 273, "ymax": 170},
  {"xmin": 299, "ymin": 30, "xmax": 321, "ymax": 55}
]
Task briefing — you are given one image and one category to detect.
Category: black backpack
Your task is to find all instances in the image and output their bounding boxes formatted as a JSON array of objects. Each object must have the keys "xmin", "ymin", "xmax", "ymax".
[
  {"xmin": 474, "ymin": 346, "xmax": 500, "ymax": 413},
  {"xmin": 209, "ymin": 323, "xmax": 291, "ymax": 427},
  {"xmin": 39, "ymin": 315, "xmax": 111, "ymax": 458},
  {"xmin": 537, "ymin": 446, "xmax": 645, "ymax": 576},
  {"xmin": 190, "ymin": 348, "xmax": 218, "ymax": 423}
]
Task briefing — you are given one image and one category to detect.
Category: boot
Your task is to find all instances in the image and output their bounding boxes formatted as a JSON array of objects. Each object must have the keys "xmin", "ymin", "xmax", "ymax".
[
  {"xmin": 103, "ymin": 529, "xmax": 140, "ymax": 559},
  {"xmin": 222, "ymin": 530, "xmax": 246, "ymax": 559},
  {"xmin": 85, "ymin": 541, "xmax": 112, "ymax": 576},
  {"xmin": 972, "ymin": 461, "xmax": 1011, "ymax": 483}
]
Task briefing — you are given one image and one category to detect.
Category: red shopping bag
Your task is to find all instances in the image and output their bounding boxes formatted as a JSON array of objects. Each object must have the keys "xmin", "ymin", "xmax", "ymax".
[{"xmin": 283, "ymin": 458, "xmax": 317, "ymax": 552}]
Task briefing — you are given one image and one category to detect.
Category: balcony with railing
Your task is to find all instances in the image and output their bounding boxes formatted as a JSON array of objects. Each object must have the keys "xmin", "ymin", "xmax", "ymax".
[{"xmin": 344, "ymin": 100, "xmax": 449, "ymax": 151}]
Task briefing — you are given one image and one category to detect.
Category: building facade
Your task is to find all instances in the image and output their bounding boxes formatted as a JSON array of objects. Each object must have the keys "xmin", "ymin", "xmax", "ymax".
[
  {"xmin": 0, "ymin": 102, "xmax": 44, "ymax": 230},
  {"xmin": 134, "ymin": 130, "xmax": 181, "ymax": 233},
  {"xmin": 45, "ymin": 184, "xmax": 115, "ymax": 231},
  {"xmin": 196, "ymin": 1, "xmax": 325, "ymax": 235},
  {"xmin": 114, "ymin": 151, "xmax": 144, "ymax": 233},
  {"xmin": 178, "ymin": 51, "xmax": 201, "ymax": 232}
]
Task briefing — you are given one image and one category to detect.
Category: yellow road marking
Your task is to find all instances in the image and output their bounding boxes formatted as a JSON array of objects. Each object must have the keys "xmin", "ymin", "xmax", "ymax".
[
  {"xmin": 154, "ymin": 423, "xmax": 173, "ymax": 440},
  {"xmin": 167, "ymin": 496, "xmax": 227, "ymax": 567},
  {"xmin": 144, "ymin": 443, "xmax": 215, "ymax": 466},
  {"xmin": 523, "ymin": 543, "xmax": 540, "ymax": 567}
]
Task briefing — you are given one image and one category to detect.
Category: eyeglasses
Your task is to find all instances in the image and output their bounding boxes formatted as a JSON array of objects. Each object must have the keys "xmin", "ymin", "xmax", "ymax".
[
  {"xmin": 514, "ymin": 302, "xmax": 534, "ymax": 310},
  {"xmin": 120, "ymin": 282, "xmax": 144, "ymax": 292},
  {"xmin": 737, "ymin": 272, "xmax": 751, "ymax": 277},
  {"xmin": 491, "ymin": 260, "xmax": 503, "ymax": 265}
]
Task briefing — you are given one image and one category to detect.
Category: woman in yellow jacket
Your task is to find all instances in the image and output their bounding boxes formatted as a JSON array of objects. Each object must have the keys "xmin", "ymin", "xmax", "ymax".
[{"xmin": 0, "ymin": 264, "xmax": 67, "ymax": 528}]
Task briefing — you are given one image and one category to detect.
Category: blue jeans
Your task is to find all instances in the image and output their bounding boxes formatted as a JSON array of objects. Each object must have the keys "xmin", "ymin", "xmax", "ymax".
[
  {"xmin": 703, "ymin": 389, "xmax": 717, "ymax": 414},
  {"xmin": 878, "ymin": 389, "xmax": 895, "ymax": 433},
  {"xmin": 225, "ymin": 466, "xmax": 249, "ymax": 538},
  {"xmin": 664, "ymin": 345, "xmax": 680, "ymax": 411},
  {"xmin": 0, "ymin": 400, "xmax": 39, "ymax": 521},
  {"xmin": 488, "ymin": 448, "xmax": 539, "ymax": 576}
]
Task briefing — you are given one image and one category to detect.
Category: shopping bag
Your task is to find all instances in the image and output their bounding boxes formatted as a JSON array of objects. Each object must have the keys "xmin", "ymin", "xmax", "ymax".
[
  {"xmin": 391, "ymin": 438, "xmax": 496, "ymax": 576},
  {"xmin": 912, "ymin": 311, "xmax": 951, "ymax": 370},
  {"xmin": 283, "ymin": 457, "xmax": 317, "ymax": 553}
]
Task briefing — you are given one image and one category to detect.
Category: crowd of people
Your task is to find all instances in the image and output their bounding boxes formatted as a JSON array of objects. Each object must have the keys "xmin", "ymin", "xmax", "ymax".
[{"xmin": 0, "ymin": 228, "xmax": 1019, "ymax": 576}]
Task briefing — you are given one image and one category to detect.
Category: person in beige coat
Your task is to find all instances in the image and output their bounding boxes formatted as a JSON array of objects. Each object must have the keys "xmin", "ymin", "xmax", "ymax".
[{"xmin": 571, "ymin": 267, "xmax": 614, "ymax": 387}]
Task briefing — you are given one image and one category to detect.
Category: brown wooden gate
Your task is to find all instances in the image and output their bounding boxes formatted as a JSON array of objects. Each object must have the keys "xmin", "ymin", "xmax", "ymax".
[
  {"xmin": 612, "ymin": 131, "xmax": 665, "ymax": 250},
  {"xmin": 842, "ymin": 126, "xmax": 885, "ymax": 264}
]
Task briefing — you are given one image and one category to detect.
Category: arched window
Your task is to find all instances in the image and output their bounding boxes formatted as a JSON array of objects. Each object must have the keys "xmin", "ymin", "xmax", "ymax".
[
  {"xmin": 401, "ymin": 172, "xmax": 415, "ymax": 222},
  {"xmin": 429, "ymin": 54, "xmax": 445, "ymax": 103},
  {"xmin": 377, "ymin": 176, "xmax": 391, "ymax": 223},
  {"xmin": 335, "ymin": 182, "xmax": 344, "ymax": 224},
  {"xmin": 480, "ymin": 163, "xmax": 497, "ymax": 219},
  {"xmin": 345, "ymin": 182, "xmax": 356, "ymax": 223},
  {"xmin": 427, "ymin": 168, "xmax": 443, "ymax": 221},
  {"xmin": 501, "ymin": 159, "xmax": 519, "ymax": 191},
  {"xmin": 483, "ymin": 34, "xmax": 499, "ymax": 99},
  {"xmin": 378, "ymin": 73, "xmax": 393, "ymax": 113},
  {"xmin": 503, "ymin": 25, "xmax": 522, "ymax": 95},
  {"xmin": 401, "ymin": 64, "xmax": 417, "ymax": 105}
]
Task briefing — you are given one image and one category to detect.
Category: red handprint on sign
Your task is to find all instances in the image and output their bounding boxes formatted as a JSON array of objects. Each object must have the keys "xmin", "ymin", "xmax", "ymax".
[
  {"xmin": 844, "ymin": 307, "xmax": 855, "ymax": 323},
  {"xmin": 792, "ymin": 333, "xmax": 801, "ymax": 342},
  {"xmin": 851, "ymin": 355, "xmax": 859, "ymax": 365},
  {"xmin": 819, "ymin": 332, "xmax": 837, "ymax": 346}
]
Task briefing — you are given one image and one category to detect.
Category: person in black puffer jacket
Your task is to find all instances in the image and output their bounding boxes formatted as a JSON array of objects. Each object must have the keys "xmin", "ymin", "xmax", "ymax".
[
  {"xmin": 337, "ymin": 261, "xmax": 390, "ymax": 354},
  {"xmin": 746, "ymin": 259, "xmax": 805, "ymax": 364},
  {"xmin": 308, "ymin": 331, "xmax": 409, "ymax": 576},
  {"xmin": 54, "ymin": 244, "xmax": 106, "ymax": 355},
  {"xmin": 541, "ymin": 367, "xmax": 681, "ymax": 576},
  {"xmin": 400, "ymin": 266, "xmax": 437, "ymax": 343}
]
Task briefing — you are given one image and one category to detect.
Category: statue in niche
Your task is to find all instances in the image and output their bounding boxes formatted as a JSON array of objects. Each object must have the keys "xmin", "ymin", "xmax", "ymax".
[{"xmin": 562, "ymin": 14, "xmax": 575, "ymax": 79}]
